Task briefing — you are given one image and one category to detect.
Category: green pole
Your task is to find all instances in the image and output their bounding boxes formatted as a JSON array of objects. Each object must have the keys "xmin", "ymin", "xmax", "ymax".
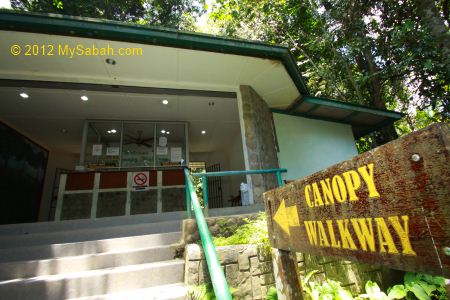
[
  {"xmin": 184, "ymin": 169, "xmax": 232, "ymax": 300},
  {"xmin": 276, "ymin": 171, "xmax": 284, "ymax": 187},
  {"xmin": 202, "ymin": 175, "xmax": 208, "ymax": 209},
  {"xmin": 185, "ymin": 174, "xmax": 191, "ymax": 219}
]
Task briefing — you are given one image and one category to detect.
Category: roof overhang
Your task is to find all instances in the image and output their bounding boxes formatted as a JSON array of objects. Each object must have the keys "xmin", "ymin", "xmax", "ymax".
[
  {"xmin": 0, "ymin": 10, "xmax": 403, "ymax": 138},
  {"xmin": 273, "ymin": 96, "xmax": 404, "ymax": 138}
]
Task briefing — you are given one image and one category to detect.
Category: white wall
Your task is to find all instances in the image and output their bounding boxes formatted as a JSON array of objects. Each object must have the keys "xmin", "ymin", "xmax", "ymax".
[
  {"xmin": 189, "ymin": 130, "xmax": 245, "ymax": 207},
  {"xmin": 273, "ymin": 113, "xmax": 358, "ymax": 181},
  {"xmin": 39, "ymin": 147, "xmax": 78, "ymax": 221},
  {"xmin": 226, "ymin": 131, "xmax": 246, "ymax": 205}
]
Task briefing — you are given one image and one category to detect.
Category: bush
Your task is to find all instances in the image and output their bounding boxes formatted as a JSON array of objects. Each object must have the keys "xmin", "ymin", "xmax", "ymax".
[{"xmin": 212, "ymin": 212, "xmax": 270, "ymax": 252}]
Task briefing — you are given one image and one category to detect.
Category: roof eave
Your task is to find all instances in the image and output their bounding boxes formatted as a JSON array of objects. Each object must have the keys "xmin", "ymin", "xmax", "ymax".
[{"xmin": 0, "ymin": 10, "xmax": 310, "ymax": 95}]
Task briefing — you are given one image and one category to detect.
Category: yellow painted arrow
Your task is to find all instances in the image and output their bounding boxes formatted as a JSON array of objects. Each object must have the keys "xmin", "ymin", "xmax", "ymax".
[{"xmin": 273, "ymin": 199, "xmax": 300, "ymax": 236}]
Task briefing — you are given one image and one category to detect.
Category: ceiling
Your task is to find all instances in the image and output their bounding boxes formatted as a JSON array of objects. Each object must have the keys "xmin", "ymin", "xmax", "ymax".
[
  {"xmin": 0, "ymin": 30, "xmax": 299, "ymax": 109},
  {"xmin": 0, "ymin": 87, "xmax": 240, "ymax": 154}
]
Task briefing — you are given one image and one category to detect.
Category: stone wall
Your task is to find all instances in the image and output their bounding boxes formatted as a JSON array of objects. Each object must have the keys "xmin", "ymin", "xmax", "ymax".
[
  {"xmin": 185, "ymin": 244, "xmax": 275, "ymax": 300},
  {"xmin": 297, "ymin": 253, "xmax": 402, "ymax": 295},
  {"xmin": 239, "ymin": 85, "xmax": 279, "ymax": 203},
  {"xmin": 182, "ymin": 213, "xmax": 259, "ymax": 245},
  {"xmin": 184, "ymin": 243, "xmax": 401, "ymax": 299},
  {"xmin": 182, "ymin": 214, "xmax": 402, "ymax": 298}
]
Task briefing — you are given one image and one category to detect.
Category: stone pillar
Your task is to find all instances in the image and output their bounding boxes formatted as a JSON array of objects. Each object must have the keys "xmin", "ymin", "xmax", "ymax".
[{"xmin": 239, "ymin": 85, "xmax": 279, "ymax": 203}]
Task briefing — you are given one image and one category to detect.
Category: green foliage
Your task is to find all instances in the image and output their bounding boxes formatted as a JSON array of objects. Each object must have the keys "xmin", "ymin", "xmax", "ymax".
[
  {"xmin": 303, "ymin": 270, "xmax": 354, "ymax": 300},
  {"xmin": 265, "ymin": 286, "xmax": 278, "ymax": 300},
  {"xmin": 385, "ymin": 272, "xmax": 448, "ymax": 300},
  {"xmin": 11, "ymin": 0, "xmax": 206, "ymax": 30},
  {"xmin": 212, "ymin": 212, "xmax": 270, "ymax": 251},
  {"xmin": 190, "ymin": 167, "xmax": 205, "ymax": 207},
  {"xmin": 187, "ymin": 283, "xmax": 238, "ymax": 300},
  {"xmin": 187, "ymin": 283, "xmax": 216, "ymax": 300},
  {"xmin": 357, "ymin": 281, "xmax": 389, "ymax": 300},
  {"xmin": 301, "ymin": 271, "xmax": 447, "ymax": 300},
  {"xmin": 209, "ymin": 0, "xmax": 450, "ymax": 144}
]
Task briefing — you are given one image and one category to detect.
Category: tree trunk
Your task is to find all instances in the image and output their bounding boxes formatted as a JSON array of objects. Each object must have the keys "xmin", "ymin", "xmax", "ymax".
[
  {"xmin": 413, "ymin": 0, "xmax": 450, "ymax": 58},
  {"xmin": 362, "ymin": 48, "xmax": 398, "ymax": 143}
]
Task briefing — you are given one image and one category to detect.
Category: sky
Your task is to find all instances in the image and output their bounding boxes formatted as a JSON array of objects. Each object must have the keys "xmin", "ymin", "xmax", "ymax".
[
  {"xmin": 0, "ymin": 0, "xmax": 10, "ymax": 9},
  {"xmin": 197, "ymin": 0, "xmax": 214, "ymax": 32}
]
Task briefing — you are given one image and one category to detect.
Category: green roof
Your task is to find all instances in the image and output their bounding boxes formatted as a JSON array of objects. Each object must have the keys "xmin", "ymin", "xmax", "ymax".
[{"xmin": 0, "ymin": 10, "xmax": 403, "ymax": 138}]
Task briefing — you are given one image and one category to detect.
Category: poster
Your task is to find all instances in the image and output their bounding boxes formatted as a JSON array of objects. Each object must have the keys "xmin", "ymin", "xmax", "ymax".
[
  {"xmin": 170, "ymin": 147, "xmax": 183, "ymax": 162},
  {"xmin": 131, "ymin": 171, "xmax": 150, "ymax": 191},
  {"xmin": 92, "ymin": 144, "xmax": 102, "ymax": 156},
  {"xmin": 157, "ymin": 146, "xmax": 168, "ymax": 156},
  {"xmin": 159, "ymin": 136, "xmax": 167, "ymax": 147},
  {"xmin": 106, "ymin": 147, "xmax": 120, "ymax": 156}
]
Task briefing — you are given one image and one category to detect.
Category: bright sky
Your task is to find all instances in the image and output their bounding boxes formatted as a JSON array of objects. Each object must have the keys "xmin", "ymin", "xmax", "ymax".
[
  {"xmin": 0, "ymin": 0, "xmax": 11, "ymax": 9},
  {"xmin": 197, "ymin": 0, "xmax": 214, "ymax": 33}
]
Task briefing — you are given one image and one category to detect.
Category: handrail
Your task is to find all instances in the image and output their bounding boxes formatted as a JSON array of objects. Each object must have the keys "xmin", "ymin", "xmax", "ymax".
[
  {"xmin": 184, "ymin": 168, "xmax": 232, "ymax": 300},
  {"xmin": 191, "ymin": 168, "xmax": 287, "ymax": 208}
]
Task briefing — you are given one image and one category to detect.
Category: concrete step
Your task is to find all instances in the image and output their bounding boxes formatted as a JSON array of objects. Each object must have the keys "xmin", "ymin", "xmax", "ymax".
[
  {"xmin": 0, "ymin": 211, "xmax": 185, "ymax": 237},
  {"xmin": 0, "ymin": 259, "xmax": 185, "ymax": 300},
  {"xmin": 0, "ymin": 220, "xmax": 182, "ymax": 249},
  {"xmin": 0, "ymin": 244, "xmax": 178, "ymax": 280},
  {"xmin": 0, "ymin": 231, "xmax": 181, "ymax": 263},
  {"xmin": 68, "ymin": 283, "xmax": 187, "ymax": 300}
]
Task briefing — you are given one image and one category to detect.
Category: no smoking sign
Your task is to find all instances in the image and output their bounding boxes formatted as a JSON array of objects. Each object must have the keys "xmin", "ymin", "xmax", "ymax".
[{"xmin": 131, "ymin": 171, "xmax": 150, "ymax": 191}]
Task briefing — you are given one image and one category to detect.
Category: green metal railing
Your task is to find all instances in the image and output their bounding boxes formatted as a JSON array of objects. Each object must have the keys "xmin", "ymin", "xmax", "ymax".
[
  {"xmin": 184, "ymin": 168, "xmax": 232, "ymax": 300},
  {"xmin": 184, "ymin": 168, "xmax": 287, "ymax": 299},
  {"xmin": 191, "ymin": 168, "xmax": 287, "ymax": 209}
]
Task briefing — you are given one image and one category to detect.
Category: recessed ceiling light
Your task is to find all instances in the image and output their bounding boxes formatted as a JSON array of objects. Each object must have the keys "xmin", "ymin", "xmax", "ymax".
[
  {"xmin": 201, "ymin": 130, "xmax": 206, "ymax": 134},
  {"xmin": 81, "ymin": 95, "xmax": 89, "ymax": 101},
  {"xmin": 19, "ymin": 92, "xmax": 29, "ymax": 99},
  {"xmin": 162, "ymin": 99, "xmax": 169, "ymax": 105},
  {"xmin": 161, "ymin": 130, "xmax": 166, "ymax": 134},
  {"xmin": 105, "ymin": 58, "xmax": 116, "ymax": 65},
  {"xmin": 166, "ymin": 131, "xmax": 170, "ymax": 135}
]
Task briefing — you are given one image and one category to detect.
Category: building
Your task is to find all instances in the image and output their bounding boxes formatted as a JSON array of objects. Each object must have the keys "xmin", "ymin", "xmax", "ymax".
[
  {"xmin": 0, "ymin": 10, "xmax": 402, "ymax": 224},
  {"xmin": 0, "ymin": 11, "xmax": 406, "ymax": 300}
]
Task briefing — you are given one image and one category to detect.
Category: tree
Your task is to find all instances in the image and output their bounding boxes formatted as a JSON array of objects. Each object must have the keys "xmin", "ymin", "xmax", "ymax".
[
  {"xmin": 11, "ymin": 0, "xmax": 146, "ymax": 22},
  {"xmin": 209, "ymin": 0, "xmax": 449, "ymax": 146},
  {"xmin": 11, "ymin": 0, "xmax": 206, "ymax": 30}
]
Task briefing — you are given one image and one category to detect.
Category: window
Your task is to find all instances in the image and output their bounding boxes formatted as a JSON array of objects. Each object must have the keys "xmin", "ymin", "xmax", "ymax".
[
  {"xmin": 84, "ymin": 121, "xmax": 122, "ymax": 169},
  {"xmin": 121, "ymin": 123, "xmax": 155, "ymax": 167},
  {"xmin": 81, "ymin": 120, "xmax": 188, "ymax": 169}
]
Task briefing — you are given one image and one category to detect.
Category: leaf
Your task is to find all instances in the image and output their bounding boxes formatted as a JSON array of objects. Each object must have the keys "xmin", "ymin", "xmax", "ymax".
[
  {"xmin": 404, "ymin": 272, "xmax": 419, "ymax": 285},
  {"xmin": 387, "ymin": 285, "xmax": 407, "ymax": 299},
  {"xmin": 336, "ymin": 288, "xmax": 354, "ymax": 300},
  {"xmin": 265, "ymin": 286, "xmax": 278, "ymax": 300},
  {"xmin": 417, "ymin": 281, "xmax": 436, "ymax": 296},
  {"xmin": 421, "ymin": 274, "xmax": 446, "ymax": 287},
  {"xmin": 304, "ymin": 270, "xmax": 319, "ymax": 284},
  {"xmin": 408, "ymin": 284, "xmax": 431, "ymax": 300},
  {"xmin": 424, "ymin": 59, "xmax": 433, "ymax": 70},
  {"xmin": 365, "ymin": 281, "xmax": 381, "ymax": 295}
]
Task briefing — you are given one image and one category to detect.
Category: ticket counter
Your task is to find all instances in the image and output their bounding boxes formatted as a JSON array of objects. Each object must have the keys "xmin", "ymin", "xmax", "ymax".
[{"xmin": 55, "ymin": 168, "xmax": 186, "ymax": 221}]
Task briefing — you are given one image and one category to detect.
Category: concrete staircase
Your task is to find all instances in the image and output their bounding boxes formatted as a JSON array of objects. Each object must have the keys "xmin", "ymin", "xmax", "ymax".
[{"xmin": 0, "ymin": 213, "xmax": 187, "ymax": 300}]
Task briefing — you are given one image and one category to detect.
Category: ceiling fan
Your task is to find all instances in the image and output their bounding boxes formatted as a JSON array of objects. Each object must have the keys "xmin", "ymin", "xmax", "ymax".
[{"xmin": 124, "ymin": 130, "xmax": 153, "ymax": 147}]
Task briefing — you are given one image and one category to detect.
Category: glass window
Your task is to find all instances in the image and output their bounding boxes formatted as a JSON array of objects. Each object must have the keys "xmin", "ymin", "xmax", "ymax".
[
  {"xmin": 121, "ymin": 123, "xmax": 155, "ymax": 167},
  {"xmin": 82, "ymin": 121, "xmax": 188, "ymax": 169},
  {"xmin": 155, "ymin": 123, "xmax": 186, "ymax": 167},
  {"xmin": 84, "ymin": 122, "xmax": 122, "ymax": 169}
]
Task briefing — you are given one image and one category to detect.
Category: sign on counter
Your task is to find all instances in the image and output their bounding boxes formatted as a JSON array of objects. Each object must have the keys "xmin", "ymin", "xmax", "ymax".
[{"xmin": 131, "ymin": 171, "xmax": 150, "ymax": 191}]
